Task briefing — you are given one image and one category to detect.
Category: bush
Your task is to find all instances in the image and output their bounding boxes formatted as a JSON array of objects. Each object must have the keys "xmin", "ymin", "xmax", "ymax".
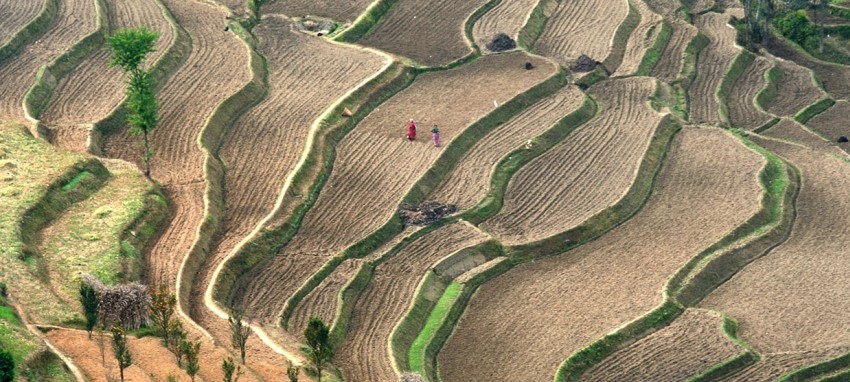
[{"xmin": 0, "ymin": 348, "xmax": 13, "ymax": 382}]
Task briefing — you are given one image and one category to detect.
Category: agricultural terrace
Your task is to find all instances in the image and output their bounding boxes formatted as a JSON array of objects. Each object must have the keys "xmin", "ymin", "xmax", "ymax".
[
  {"xmin": 472, "ymin": 0, "xmax": 538, "ymax": 53},
  {"xmin": 758, "ymin": 60, "xmax": 824, "ymax": 117},
  {"xmin": 534, "ymin": 0, "xmax": 628, "ymax": 68},
  {"xmin": 0, "ymin": 0, "xmax": 42, "ymax": 45},
  {"xmin": 41, "ymin": 0, "xmax": 175, "ymax": 152},
  {"xmin": 359, "ymin": 0, "xmax": 491, "ymax": 66},
  {"xmin": 430, "ymin": 85, "xmax": 585, "ymax": 210},
  {"xmin": 727, "ymin": 55, "xmax": 774, "ymax": 129},
  {"xmin": 235, "ymin": 51, "xmax": 556, "ymax": 322},
  {"xmin": 615, "ymin": 0, "xmax": 663, "ymax": 76},
  {"xmin": 581, "ymin": 309, "xmax": 746, "ymax": 381},
  {"xmin": 483, "ymin": 77, "xmax": 662, "ymax": 245},
  {"xmin": 440, "ymin": 128, "xmax": 765, "ymax": 382},
  {"xmin": 806, "ymin": 100, "xmax": 850, "ymax": 153},
  {"xmin": 263, "ymin": 0, "xmax": 375, "ymax": 23},
  {"xmin": 765, "ymin": 35, "xmax": 850, "ymax": 100},
  {"xmin": 0, "ymin": 0, "xmax": 99, "ymax": 120},
  {"xmin": 289, "ymin": 258, "xmax": 364, "ymax": 335},
  {"xmin": 689, "ymin": 9, "xmax": 742, "ymax": 125},
  {"xmin": 651, "ymin": 19, "xmax": 698, "ymax": 82},
  {"xmin": 762, "ymin": 118, "xmax": 837, "ymax": 153},
  {"xmin": 701, "ymin": 132, "xmax": 850, "ymax": 378}
]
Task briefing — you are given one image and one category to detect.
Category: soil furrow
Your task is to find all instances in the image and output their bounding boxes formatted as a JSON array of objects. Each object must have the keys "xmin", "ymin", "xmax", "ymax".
[
  {"xmin": 728, "ymin": 56, "xmax": 774, "ymax": 129},
  {"xmin": 616, "ymin": 0, "xmax": 664, "ymax": 76},
  {"xmin": 652, "ymin": 19, "xmax": 698, "ymax": 82},
  {"xmin": 761, "ymin": 60, "xmax": 825, "ymax": 117},
  {"xmin": 535, "ymin": 0, "xmax": 629, "ymax": 68},
  {"xmin": 689, "ymin": 9, "xmax": 742, "ymax": 125},
  {"xmin": 263, "ymin": 0, "xmax": 374, "ymax": 23},
  {"xmin": 0, "ymin": 0, "xmax": 43, "ymax": 46},
  {"xmin": 806, "ymin": 100, "xmax": 850, "ymax": 154},
  {"xmin": 473, "ymin": 0, "xmax": 539, "ymax": 53}
]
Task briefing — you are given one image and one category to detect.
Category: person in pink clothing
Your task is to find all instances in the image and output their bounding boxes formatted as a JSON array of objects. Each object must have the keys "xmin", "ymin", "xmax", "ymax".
[
  {"xmin": 431, "ymin": 126, "xmax": 440, "ymax": 147},
  {"xmin": 407, "ymin": 119, "xmax": 417, "ymax": 140}
]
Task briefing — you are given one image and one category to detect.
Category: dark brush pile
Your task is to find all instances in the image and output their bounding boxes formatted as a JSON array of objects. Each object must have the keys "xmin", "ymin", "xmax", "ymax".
[
  {"xmin": 486, "ymin": 33, "xmax": 517, "ymax": 52},
  {"xmin": 570, "ymin": 54, "xmax": 599, "ymax": 72},
  {"xmin": 83, "ymin": 274, "xmax": 149, "ymax": 329},
  {"xmin": 398, "ymin": 201, "xmax": 458, "ymax": 226}
]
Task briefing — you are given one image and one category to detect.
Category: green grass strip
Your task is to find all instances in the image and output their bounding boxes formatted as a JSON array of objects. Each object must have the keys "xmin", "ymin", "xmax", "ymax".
[
  {"xmin": 637, "ymin": 19, "xmax": 673, "ymax": 76},
  {"xmin": 60, "ymin": 171, "xmax": 92, "ymax": 192},
  {"xmin": 408, "ymin": 282, "xmax": 461, "ymax": 373},
  {"xmin": 717, "ymin": 50, "xmax": 756, "ymax": 126},
  {"xmin": 602, "ymin": 1, "xmax": 642, "ymax": 74},
  {"xmin": 779, "ymin": 352, "xmax": 850, "ymax": 381},
  {"xmin": 794, "ymin": 98, "xmax": 835, "ymax": 123},
  {"xmin": 687, "ymin": 315, "xmax": 759, "ymax": 381},
  {"xmin": 334, "ymin": 0, "xmax": 401, "ymax": 43},
  {"xmin": 517, "ymin": 0, "xmax": 556, "ymax": 50}
]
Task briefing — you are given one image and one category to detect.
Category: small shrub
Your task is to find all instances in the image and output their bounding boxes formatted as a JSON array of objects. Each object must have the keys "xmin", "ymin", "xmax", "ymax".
[{"xmin": 0, "ymin": 348, "xmax": 13, "ymax": 382}]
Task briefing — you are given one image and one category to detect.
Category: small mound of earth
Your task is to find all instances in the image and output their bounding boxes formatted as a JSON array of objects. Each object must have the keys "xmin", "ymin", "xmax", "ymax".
[
  {"xmin": 398, "ymin": 201, "xmax": 458, "ymax": 226},
  {"xmin": 486, "ymin": 33, "xmax": 517, "ymax": 52},
  {"xmin": 570, "ymin": 54, "xmax": 600, "ymax": 72},
  {"xmin": 294, "ymin": 16, "xmax": 339, "ymax": 35}
]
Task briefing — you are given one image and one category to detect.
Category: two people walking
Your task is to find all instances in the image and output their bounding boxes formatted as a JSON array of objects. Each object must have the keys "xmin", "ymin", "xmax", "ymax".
[{"xmin": 407, "ymin": 119, "xmax": 440, "ymax": 147}]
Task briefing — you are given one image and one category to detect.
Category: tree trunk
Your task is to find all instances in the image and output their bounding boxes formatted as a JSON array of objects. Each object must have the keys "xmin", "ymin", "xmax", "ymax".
[
  {"xmin": 241, "ymin": 348, "xmax": 246, "ymax": 365},
  {"xmin": 820, "ymin": 0, "xmax": 826, "ymax": 53},
  {"xmin": 143, "ymin": 130, "xmax": 151, "ymax": 178},
  {"xmin": 120, "ymin": 367, "xmax": 125, "ymax": 382}
]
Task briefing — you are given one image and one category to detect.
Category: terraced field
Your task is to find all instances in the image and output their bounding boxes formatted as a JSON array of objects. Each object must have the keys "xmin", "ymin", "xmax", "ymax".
[
  {"xmin": 806, "ymin": 100, "xmax": 850, "ymax": 153},
  {"xmin": 616, "ymin": 0, "xmax": 664, "ymax": 76},
  {"xmin": 652, "ymin": 20, "xmax": 698, "ymax": 81},
  {"xmin": 534, "ymin": 0, "xmax": 629, "ymax": 67},
  {"xmin": 263, "ymin": 0, "xmax": 374, "ymax": 22},
  {"xmin": 472, "ymin": 0, "xmax": 538, "ymax": 53},
  {"xmin": 689, "ymin": 9, "xmax": 742, "ymax": 125},
  {"xmin": 483, "ymin": 77, "xmax": 662, "ymax": 245},
  {"xmin": 759, "ymin": 60, "xmax": 825, "ymax": 117},
  {"xmin": 359, "ymin": 0, "xmax": 490, "ymax": 66},
  {"xmin": 0, "ymin": 0, "xmax": 43, "ymax": 45},
  {"xmin": 728, "ymin": 56, "xmax": 774, "ymax": 129},
  {"xmin": 765, "ymin": 34, "xmax": 850, "ymax": 100},
  {"xmin": 440, "ymin": 128, "xmax": 765, "ymax": 381}
]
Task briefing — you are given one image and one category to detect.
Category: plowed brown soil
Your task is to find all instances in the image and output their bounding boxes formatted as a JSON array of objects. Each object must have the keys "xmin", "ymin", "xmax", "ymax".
[
  {"xmin": 690, "ymin": 10, "xmax": 742, "ymax": 125},
  {"xmin": 360, "ymin": 0, "xmax": 488, "ymax": 66},
  {"xmin": 0, "ymin": 0, "xmax": 42, "ymax": 46},
  {"xmin": 616, "ymin": 0, "xmax": 664, "ymax": 76},
  {"xmin": 42, "ymin": 0, "xmax": 175, "ymax": 152},
  {"xmin": 729, "ymin": 56, "xmax": 774, "ymax": 129},
  {"xmin": 430, "ymin": 85, "xmax": 585, "ymax": 210},
  {"xmin": 762, "ymin": 118, "xmax": 839, "ymax": 154},
  {"xmin": 725, "ymin": 346, "xmax": 848, "ymax": 382},
  {"xmin": 652, "ymin": 20, "xmax": 698, "ymax": 82},
  {"xmin": 335, "ymin": 222, "xmax": 489, "ymax": 382},
  {"xmin": 765, "ymin": 35, "xmax": 850, "ymax": 99},
  {"xmin": 702, "ymin": 134, "xmax": 850, "ymax": 357},
  {"xmin": 762, "ymin": 60, "xmax": 824, "ymax": 117},
  {"xmin": 805, "ymin": 100, "xmax": 850, "ymax": 153},
  {"xmin": 439, "ymin": 127, "xmax": 765, "ymax": 382},
  {"xmin": 472, "ymin": 0, "xmax": 538, "ymax": 53},
  {"xmin": 0, "ymin": 0, "xmax": 99, "ymax": 121},
  {"xmin": 235, "ymin": 52, "xmax": 556, "ymax": 326},
  {"xmin": 534, "ymin": 0, "xmax": 629, "ymax": 68},
  {"xmin": 581, "ymin": 309, "xmax": 745, "ymax": 382},
  {"xmin": 289, "ymin": 258, "xmax": 364, "ymax": 335},
  {"xmin": 483, "ymin": 77, "xmax": 661, "ymax": 245},
  {"xmin": 263, "ymin": 0, "xmax": 374, "ymax": 23}
]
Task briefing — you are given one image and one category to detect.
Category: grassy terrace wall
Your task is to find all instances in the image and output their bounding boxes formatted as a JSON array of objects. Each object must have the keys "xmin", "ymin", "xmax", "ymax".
[
  {"xmin": 793, "ymin": 97, "xmax": 835, "ymax": 124},
  {"xmin": 334, "ymin": 0, "xmax": 401, "ymax": 43},
  {"xmin": 517, "ymin": 0, "xmax": 558, "ymax": 50},
  {"xmin": 686, "ymin": 316, "xmax": 759, "ymax": 382},
  {"xmin": 637, "ymin": 20, "xmax": 673, "ymax": 76},
  {"xmin": 717, "ymin": 50, "xmax": 755, "ymax": 126},
  {"xmin": 779, "ymin": 353, "xmax": 850, "ymax": 381},
  {"xmin": 0, "ymin": 0, "xmax": 59, "ymax": 65},
  {"xmin": 603, "ymin": 1, "xmax": 641, "ymax": 74}
]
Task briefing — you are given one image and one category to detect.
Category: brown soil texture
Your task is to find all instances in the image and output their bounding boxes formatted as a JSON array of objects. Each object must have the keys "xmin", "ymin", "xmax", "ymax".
[
  {"xmin": 581, "ymin": 309, "xmax": 745, "ymax": 382},
  {"xmin": 473, "ymin": 0, "xmax": 538, "ymax": 53},
  {"xmin": 762, "ymin": 60, "xmax": 824, "ymax": 117},
  {"xmin": 690, "ymin": 0, "xmax": 716, "ymax": 13},
  {"xmin": 335, "ymin": 222, "xmax": 489, "ymax": 382},
  {"xmin": 616, "ymin": 0, "xmax": 664, "ymax": 76},
  {"xmin": 690, "ymin": 10, "xmax": 742, "ymax": 125},
  {"xmin": 102, "ymin": 0, "xmax": 251, "ymax": 289},
  {"xmin": 765, "ymin": 35, "xmax": 850, "ymax": 100},
  {"xmin": 729, "ymin": 56, "xmax": 774, "ymax": 130},
  {"xmin": 359, "ymin": 0, "xmax": 488, "ymax": 66},
  {"xmin": 235, "ymin": 52, "xmax": 556, "ymax": 323},
  {"xmin": 0, "ymin": 0, "xmax": 99, "ymax": 121},
  {"xmin": 652, "ymin": 20, "xmax": 698, "ymax": 82},
  {"xmin": 188, "ymin": 14, "xmax": 384, "ymax": 343},
  {"xmin": 42, "ymin": 0, "xmax": 174, "ymax": 152},
  {"xmin": 289, "ymin": 258, "xmax": 364, "ymax": 336},
  {"xmin": 535, "ymin": 0, "xmax": 629, "ymax": 68},
  {"xmin": 762, "ymin": 118, "xmax": 840, "ymax": 154},
  {"xmin": 483, "ymin": 77, "xmax": 662, "ymax": 245},
  {"xmin": 725, "ymin": 346, "xmax": 848, "ymax": 382},
  {"xmin": 0, "ymin": 0, "xmax": 42, "ymax": 45},
  {"xmin": 439, "ymin": 127, "xmax": 765, "ymax": 382},
  {"xmin": 430, "ymin": 86, "xmax": 584, "ymax": 210},
  {"xmin": 263, "ymin": 0, "xmax": 374, "ymax": 23},
  {"xmin": 701, "ymin": 135, "xmax": 850, "ymax": 354},
  {"xmin": 806, "ymin": 100, "xmax": 850, "ymax": 154}
]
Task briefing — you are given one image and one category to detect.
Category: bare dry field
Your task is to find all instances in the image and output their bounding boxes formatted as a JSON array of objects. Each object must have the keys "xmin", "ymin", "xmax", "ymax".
[
  {"xmin": 335, "ymin": 222, "xmax": 489, "ymax": 382},
  {"xmin": 263, "ymin": 0, "xmax": 374, "ymax": 23},
  {"xmin": 652, "ymin": 20, "xmax": 698, "ymax": 82},
  {"xmin": 472, "ymin": 0, "xmax": 538, "ymax": 53},
  {"xmin": 534, "ymin": 0, "xmax": 629, "ymax": 68},
  {"xmin": 616, "ymin": 0, "xmax": 664, "ymax": 76},
  {"xmin": 360, "ymin": 0, "xmax": 489, "ymax": 66},
  {"xmin": 235, "ymin": 52, "xmax": 556, "ymax": 322},
  {"xmin": 766, "ymin": 35, "xmax": 850, "ymax": 100},
  {"xmin": 0, "ymin": 0, "xmax": 99, "ymax": 120},
  {"xmin": 725, "ymin": 347, "xmax": 848, "ymax": 382},
  {"xmin": 430, "ymin": 85, "xmax": 585, "ymax": 210},
  {"xmin": 690, "ymin": 0, "xmax": 717, "ymax": 13},
  {"xmin": 761, "ymin": 60, "xmax": 824, "ymax": 117},
  {"xmin": 690, "ymin": 9, "xmax": 742, "ymax": 125},
  {"xmin": 0, "ymin": 0, "xmax": 43, "ymax": 46},
  {"xmin": 701, "ymin": 135, "xmax": 850, "ymax": 358},
  {"xmin": 728, "ymin": 56, "xmax": 774, "ymax": 129},
  {"xmin": 483, "ymin": 77, "xmax": 661, "ymax": 245},
  {"xmin": 289, "ymin": 258, "xmax": 364, "ymax": 334},
  {"xmin": 42, "ymin": 0, "xmax": 175, "ymax": 152},
  {"xmin": 439, "ymin": 127, "xmax": 765, "ymax": 382},
  {"xmin": 806, "ymin": 100, "xmax": 850, "ymax": 153},
  {"xmin": 581, "ymin": 309, "xmax": 745, "ymax": 382},
  {"xmin": 762, "ymin": 118, "xmax": 839, "ymax": 154}
]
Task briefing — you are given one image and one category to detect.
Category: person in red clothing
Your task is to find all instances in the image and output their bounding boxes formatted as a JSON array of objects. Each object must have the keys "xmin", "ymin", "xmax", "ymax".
[{"xmin": 407, "ymin": 119, "xmax": 417, "ymax": 141}]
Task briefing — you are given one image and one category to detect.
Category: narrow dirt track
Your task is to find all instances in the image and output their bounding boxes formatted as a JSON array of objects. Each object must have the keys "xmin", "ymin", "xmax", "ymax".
[
  {"xmin": 360, "ymin": 0, "xmax": 489, "ymax": 66},
  {"xmin": 689, "ymin": 9, "xmax": 742, "ymax": 125},
  {"xmin": 0, "ymin": 0, "xmax": 99, "ymax": 121},
  {"xmin": 534, "ymin": 0, "xmax": 628, "ymax": 68},
  {"xmin": 806, "ymin": 100, "xmax": 850, "ymax": 153},
  {"xmin": 701, "ymin": 133, "xmax": 850, "ymax": 361},
  {"xmin": 483, "ymin": 77, "xmax": 662, "ymax": 245},
  {"xmin": 440, "ymin": 128, "xmax": 765, "ymax": 382},
  {"xmin": 472, "ymin": 0, "xmax": 538, "ymax": 53},
  {"xmin": 430, "ymin": 85, "xmax": 585, "ymax": 210},
  {"xmin": 761, "ymin": 60, "xmax": 824, "ymax": 117},
  {"xmin": 42, "ymin": 0, "xmax": 175, "ymax": 152},
  {"xmin": 335, "ymin": 222, "xmax": 489, "ymax": 382},
  {"xmin": 728, "ymin": 56, "xmax": 774, "ymax": 129},
  {"xmin": 652, "ymin": 19, "xmax": 698, "ymax": 82},
  {"xmin": 726, "ymin": 347, "xmax": 848, "ymax": 382},
  {"xmin": 581, "ymin": 309, "xmax": 745, "ymax": 382},
  {"xmin": 0, "ymin": 0, "xmax": 43, "ymax": 45},
  {"xmin": 616, "ymin": 0, "xmax": 663, "ymax": 76},
  {"xmin": 235, "ymin": 51, "xmax": 556, "ymax": 325},
  {"xmin": 263, "ymin": 0, "xmax": 374, "ymax": 22}
]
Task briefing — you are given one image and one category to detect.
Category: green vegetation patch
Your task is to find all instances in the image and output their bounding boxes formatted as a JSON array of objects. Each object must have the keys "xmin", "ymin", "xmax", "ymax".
[
  {"xmin": 794, "ymin": 97, "xmax": 836, "ymax": 123},
  {"xmin": 755, "ymin": 64, "xmax": 783, "ymax": 111},
  {"xmin": 686, "ymin": 315, "xmax": 759, "ymax": 381},
  {"xmin": 408, "ymin": 282, "xmax": 461, "ymax": 373},
  {"xmin": 602, "ymin": 1, "xmax": 642, "ymax": 74},
  {"xmin": 637, "ymin": 20, "xmax": 673, "ymax": 76},
  {"xmin": 778, "ymin": 352, "xmax": 850, "ymax": 381},
  {"xmin": 334, "ymin": 0, "xmax": 401, "ymax": 43},
  {"xmin": 717, "ymin": 51, "xmax": 756, "ymax": 126},
  {"xmin": 517, "ymin": 0, "xmax": 557, "ymax": 50}
]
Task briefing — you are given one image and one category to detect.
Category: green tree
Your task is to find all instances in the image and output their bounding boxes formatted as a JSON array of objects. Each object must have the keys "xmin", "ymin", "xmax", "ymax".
[
  {"xmin": 106, "ymin": 28, "xmax": 160, "ymax": 177},
  {"xmin": 148, "ymin": 285, "xmax": 176, "ymax": 347},
  {"xmin": 111, "ymin": 326, "xmax": 133, "ymax": 382},
  {"xmin": 167, "ymin": 319, "xmax": 187, "ymax": 366},
  {"xmin": 222, "ymin": 356, "xmax": 243, "ymax": 382},
  {"xmin": 304, "ymin": 317, "xmax": 332, "ymax": 382},
  {"xmin": 0, "ymin": 348, "xmax": 14, "ymax": 382},
  {"xmin": 79, "ymin": 281, "xmax": 100, "ymax": 339},
  {"xmin": 181, "ymin": 340, "xmax": 201, "ymax": 382},
  {"xmin": 286, "ymin": 361, "xmax": 299, "ymax": 382},
  {"xmin": 228, "ymin": 308, "xmax": 251, "ymax": 364}
]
